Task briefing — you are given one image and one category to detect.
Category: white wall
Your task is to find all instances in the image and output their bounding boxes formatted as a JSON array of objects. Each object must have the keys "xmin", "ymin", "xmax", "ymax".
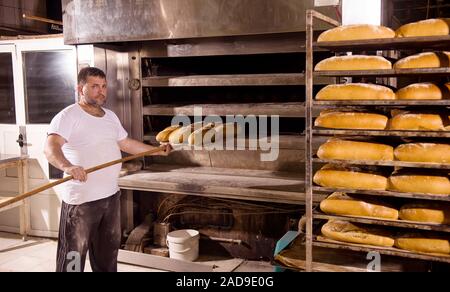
[{"xmin": 342, "ymin": 0, "xmax": 382, "ymax": 25}]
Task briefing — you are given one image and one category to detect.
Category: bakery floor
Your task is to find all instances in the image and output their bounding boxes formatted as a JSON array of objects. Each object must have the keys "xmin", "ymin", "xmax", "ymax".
[{"xmin": 0, "ymin": 232, "xmax": 273, "ymax": 272}]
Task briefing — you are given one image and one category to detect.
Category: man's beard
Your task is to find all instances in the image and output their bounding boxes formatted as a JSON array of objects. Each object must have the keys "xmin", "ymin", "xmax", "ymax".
[{"xmin": 86, "ymin": 95, "xmax": 106, "ymax": 106}]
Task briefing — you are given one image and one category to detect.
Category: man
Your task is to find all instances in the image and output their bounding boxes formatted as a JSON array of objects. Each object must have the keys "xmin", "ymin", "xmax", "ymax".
[{"xmin": 44, "ymin": 67, "xmax": 171, "ymax": 272}]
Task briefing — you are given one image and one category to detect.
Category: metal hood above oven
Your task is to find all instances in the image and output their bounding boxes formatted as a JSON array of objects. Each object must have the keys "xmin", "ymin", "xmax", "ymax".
[{"xmin": 62, "ymin": 0, "xmax": 335, "ymax": 45}]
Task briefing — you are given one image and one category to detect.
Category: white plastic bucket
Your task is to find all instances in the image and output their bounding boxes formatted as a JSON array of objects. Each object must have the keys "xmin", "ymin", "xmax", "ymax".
[{"xmin": 166, "ymin": 229, "xmax": 200, "ymax": 261}]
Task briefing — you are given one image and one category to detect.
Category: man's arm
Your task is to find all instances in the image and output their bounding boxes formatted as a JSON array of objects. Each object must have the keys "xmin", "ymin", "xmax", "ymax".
[
  {"xmin": 44, "ymin": 134, "xmax": 87, "ymax": 182},
  {"xmin": 118, "ymin": 137, "xmax": 171, "ymax": 156}
]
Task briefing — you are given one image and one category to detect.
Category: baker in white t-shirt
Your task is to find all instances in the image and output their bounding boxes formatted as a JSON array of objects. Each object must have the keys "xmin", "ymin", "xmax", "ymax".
[{"xmin": 45, "ymin": 67, "xmax": 171, "ymax": 272}]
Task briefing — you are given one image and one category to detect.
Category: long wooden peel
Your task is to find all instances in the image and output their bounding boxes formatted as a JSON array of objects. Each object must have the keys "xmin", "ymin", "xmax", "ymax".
[{"xmin": 0, "ymin": 146, "xmax": 165, "ymax": 210}]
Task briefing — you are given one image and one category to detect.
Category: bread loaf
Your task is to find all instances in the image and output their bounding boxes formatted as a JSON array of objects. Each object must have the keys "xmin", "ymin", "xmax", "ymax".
[
  {"xmin": 315, "ymin": 111, "xmax": 388, "ymax": 130},
  {"xmin": 394, "ymin": 52, "xmax": 450, "ymax": 69},
  {"xmin": 156, "ymin": 125, "xmax": 182, "ymax": 143},
  {"xmin": 187, "ymin": 123, "xmax": 242, "ymax": 146},
  {"xmin": 320, "ymin": 192, "xmax": 399, "ymax": 220},
  {"xmin": 396, "ymin": 83, "xmax": 450, "ymax": 100},
  {"xmin": 188, "ymin": 123, "xmax": 216, "ymax": 146},
  {"xmin": 395, "ymin": 143, "xmax": 450, "ymax": 163},
  {"xmin": 388, "ymin": 171, "xmax": 450, "ymax": 195},
  {"xmin": 399, "ymin": 202, "xmax": 450, "ymax": 224},
  {"xmin": 318, "ymin": 24, "xmax": 395, "ymax": 42},
  {"xmin": 315, "ymin": 55, "xmax": 392, "ymax": 71},
  {"xmin": 313, "ymin": 165, "xmax": 388, "ymax": 191},
  {"xmin": 213, "ymin": 123, "xmax": 242, "ymax": 141},
  {"xmin": 316, "ymin": 83, "xmax": 396, "ymax": 100},
  {"xmin": 396, "ymin": 18, "xmax": 450, "ymax": 38},
  {"xmin": 317, "ymin": 139, "xmax": 394, "ymax": 161},
  {"xmin": 395, "ymin": 234, "xmax": 450, "ymax": 255},
  {"xmin": 321, "ymin": 220, "xmax": 395, "ymax": 247},
  {"xmin": 168, "ymin": 122, "xmax": 203, "ymax": 144},
  {"xmin": 388, "ymin": 111, "xmax": 449, "ymax": 131}
]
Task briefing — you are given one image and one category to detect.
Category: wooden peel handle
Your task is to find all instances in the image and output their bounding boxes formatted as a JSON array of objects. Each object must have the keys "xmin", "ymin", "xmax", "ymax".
[{"xmin": 0, "ymin": 146, "xmax": 165, "ymax": 210}]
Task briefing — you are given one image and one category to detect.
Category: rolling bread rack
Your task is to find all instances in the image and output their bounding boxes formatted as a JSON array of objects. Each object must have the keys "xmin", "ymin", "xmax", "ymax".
[{"xmin": 301, "ymin": 9, "xmax": 450, "ymax": 272}]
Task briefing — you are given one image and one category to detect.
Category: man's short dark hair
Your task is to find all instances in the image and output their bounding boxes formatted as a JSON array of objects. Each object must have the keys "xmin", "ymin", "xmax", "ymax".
[{"xmin": 78, "ymin": 67, "xmax": 106, "ymax": 85}]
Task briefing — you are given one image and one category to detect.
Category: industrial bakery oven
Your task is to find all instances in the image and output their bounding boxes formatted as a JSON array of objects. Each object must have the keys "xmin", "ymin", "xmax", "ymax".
[{"xmin": 62, "ymin": 0, "xmax": 340, "ymax": 262}]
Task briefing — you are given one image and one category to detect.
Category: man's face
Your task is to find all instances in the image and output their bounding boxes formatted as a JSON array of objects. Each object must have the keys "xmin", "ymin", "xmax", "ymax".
[{"xmin": 79, "ymin": 76, "xmax": 107, "ymax": 106}]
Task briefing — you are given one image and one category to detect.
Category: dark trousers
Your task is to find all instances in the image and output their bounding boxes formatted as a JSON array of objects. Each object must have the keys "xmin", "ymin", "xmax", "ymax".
[{"xmin": 56, "ymin": 192, "xmax": 122, "ymax": 272}]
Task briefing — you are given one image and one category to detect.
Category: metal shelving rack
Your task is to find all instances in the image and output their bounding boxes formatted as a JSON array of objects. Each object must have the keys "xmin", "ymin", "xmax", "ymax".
[{"xmin": 305, "ymin": 9, "xmax": 450, "ymax": 272}]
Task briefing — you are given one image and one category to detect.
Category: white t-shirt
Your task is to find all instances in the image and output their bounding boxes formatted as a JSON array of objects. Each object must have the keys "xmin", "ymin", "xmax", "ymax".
[{"xmin": 48, "ymin": 104, "xmax": 128, "ymax": 205}]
